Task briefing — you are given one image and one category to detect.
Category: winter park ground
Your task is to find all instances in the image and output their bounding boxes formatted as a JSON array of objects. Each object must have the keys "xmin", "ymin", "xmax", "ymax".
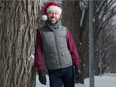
[{"xmin": 36, "ymin": 73, "xmax": 116, "ymax": 87}]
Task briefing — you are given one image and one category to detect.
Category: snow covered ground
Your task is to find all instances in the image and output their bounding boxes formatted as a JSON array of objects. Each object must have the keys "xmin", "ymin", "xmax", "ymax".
[{"xmin": 36, "ymin": 73, "xmax": 116, "ymax": 87}]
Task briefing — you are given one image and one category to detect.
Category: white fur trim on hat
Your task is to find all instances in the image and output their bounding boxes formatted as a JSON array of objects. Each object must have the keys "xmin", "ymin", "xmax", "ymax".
[
  {"xmin": 47, "ymin": 6, "xmax": 62, "ymax": 15},
  {"xmin": 41, "ymin": 15, "xmax": 47, "ymax": 21}
]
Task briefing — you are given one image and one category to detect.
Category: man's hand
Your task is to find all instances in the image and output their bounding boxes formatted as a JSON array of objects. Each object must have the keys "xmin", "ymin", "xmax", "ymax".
[
  {"xmin": 75, "ymin": 67, "xmax": 82, "ymax": 81},
  {"xmin": 38, "ymin": 70, "xmax": 47, "ymax": 85}
]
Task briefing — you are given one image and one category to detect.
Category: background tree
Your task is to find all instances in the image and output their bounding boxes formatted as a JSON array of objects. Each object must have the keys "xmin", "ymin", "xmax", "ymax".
[
  {"xmin": 94, "ymin": 0, "xmax": 116, "ymax": 75},
  {"xmin": 62, "ymin": 0, "xmax": 116, "ymax": 81},
  {"xmin": 62, "ymin": 0, "xmax": 89, "ymax": 83}
]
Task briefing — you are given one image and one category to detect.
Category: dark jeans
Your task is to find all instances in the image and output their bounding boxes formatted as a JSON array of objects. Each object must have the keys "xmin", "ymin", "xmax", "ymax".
[{"xmin": 48, "ymin": 66, "xmax": 74, "ymax": 87}]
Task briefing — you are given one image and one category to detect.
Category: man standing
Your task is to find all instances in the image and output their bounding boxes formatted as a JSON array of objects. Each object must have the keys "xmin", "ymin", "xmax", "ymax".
[{"xmin": 34, "ymin": 2, "xmax": 81, "ymax": 87}]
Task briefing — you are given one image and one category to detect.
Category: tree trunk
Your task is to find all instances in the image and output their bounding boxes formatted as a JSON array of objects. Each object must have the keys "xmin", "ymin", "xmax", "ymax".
[
  {"xmin": 62, "ymin": 0, "xmax": 88, "ymax": 83},
  {"xmin": 0, "ymin": 0, "xmax": 39, "ymax": 87},
  {"xmin": 62, "ymin": 1, "xmax": 80, "ymax": 46},
  {"xmin": 62, "ymin": 0, "xmax": 89, "ymax": 83},
  {"xmin": 80, "ymin": 9, "xmax": 89, "ymax": 78}
]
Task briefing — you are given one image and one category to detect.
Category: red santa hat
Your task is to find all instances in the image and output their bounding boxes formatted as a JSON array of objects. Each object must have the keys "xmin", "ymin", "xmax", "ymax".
[{"xmin": 41, "ymin": 2, "xmax": 62, "ymax": 21}]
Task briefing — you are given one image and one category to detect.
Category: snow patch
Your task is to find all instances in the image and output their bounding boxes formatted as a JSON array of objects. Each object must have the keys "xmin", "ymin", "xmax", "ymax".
[{"xmin": 36, "ymin": 73, "xmax": 116, "ymax": 87}]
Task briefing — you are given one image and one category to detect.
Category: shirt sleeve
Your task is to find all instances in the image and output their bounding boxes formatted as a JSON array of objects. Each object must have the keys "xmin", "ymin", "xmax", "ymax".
[
  {"xmin": 34, "ymin": 30, "xmax": 44, "ymax": 70},
  {"xmin": 66, "ymin": 29, "xmax": 81, "ymax": 67}
]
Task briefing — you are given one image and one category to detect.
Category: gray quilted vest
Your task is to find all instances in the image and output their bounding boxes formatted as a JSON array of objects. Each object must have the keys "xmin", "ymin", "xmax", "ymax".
[{"xmin": 39, "ymin": 21, "xmax": 72, "ymax": 70}]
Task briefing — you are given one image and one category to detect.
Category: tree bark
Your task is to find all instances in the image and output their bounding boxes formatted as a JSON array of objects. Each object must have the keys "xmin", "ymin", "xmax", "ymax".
[{"xmin": 0, "ymin": 0, "xmax": 39, "ymax": 87}]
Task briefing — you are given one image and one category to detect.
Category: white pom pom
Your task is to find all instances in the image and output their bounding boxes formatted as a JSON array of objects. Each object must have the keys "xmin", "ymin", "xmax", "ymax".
[{"xmin": 41, "ymin": 15, "xmax": 47, "ymax": 21}]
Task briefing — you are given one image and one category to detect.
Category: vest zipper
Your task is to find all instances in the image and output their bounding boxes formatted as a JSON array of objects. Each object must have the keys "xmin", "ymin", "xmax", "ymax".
[{"xmin": 53, "ymin": 31, "xmax": 61, "ymax": 68}]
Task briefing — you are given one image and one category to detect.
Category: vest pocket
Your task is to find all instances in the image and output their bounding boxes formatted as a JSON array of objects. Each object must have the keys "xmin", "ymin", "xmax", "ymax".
[{"xmin": 60, "ymin": 50, "xmax": 72, "ymax": 65}]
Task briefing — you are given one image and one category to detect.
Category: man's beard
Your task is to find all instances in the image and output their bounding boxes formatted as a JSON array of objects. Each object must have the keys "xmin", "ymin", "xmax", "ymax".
[{"xmin": 49, "ymin": 16, "xmax": 58, "ymax": 24}]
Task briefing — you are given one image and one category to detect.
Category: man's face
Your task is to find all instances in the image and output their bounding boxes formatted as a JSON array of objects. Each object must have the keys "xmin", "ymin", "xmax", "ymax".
[{"xmin": 47, "ymin": 10, "xmax": 61, "ymax": 24}]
